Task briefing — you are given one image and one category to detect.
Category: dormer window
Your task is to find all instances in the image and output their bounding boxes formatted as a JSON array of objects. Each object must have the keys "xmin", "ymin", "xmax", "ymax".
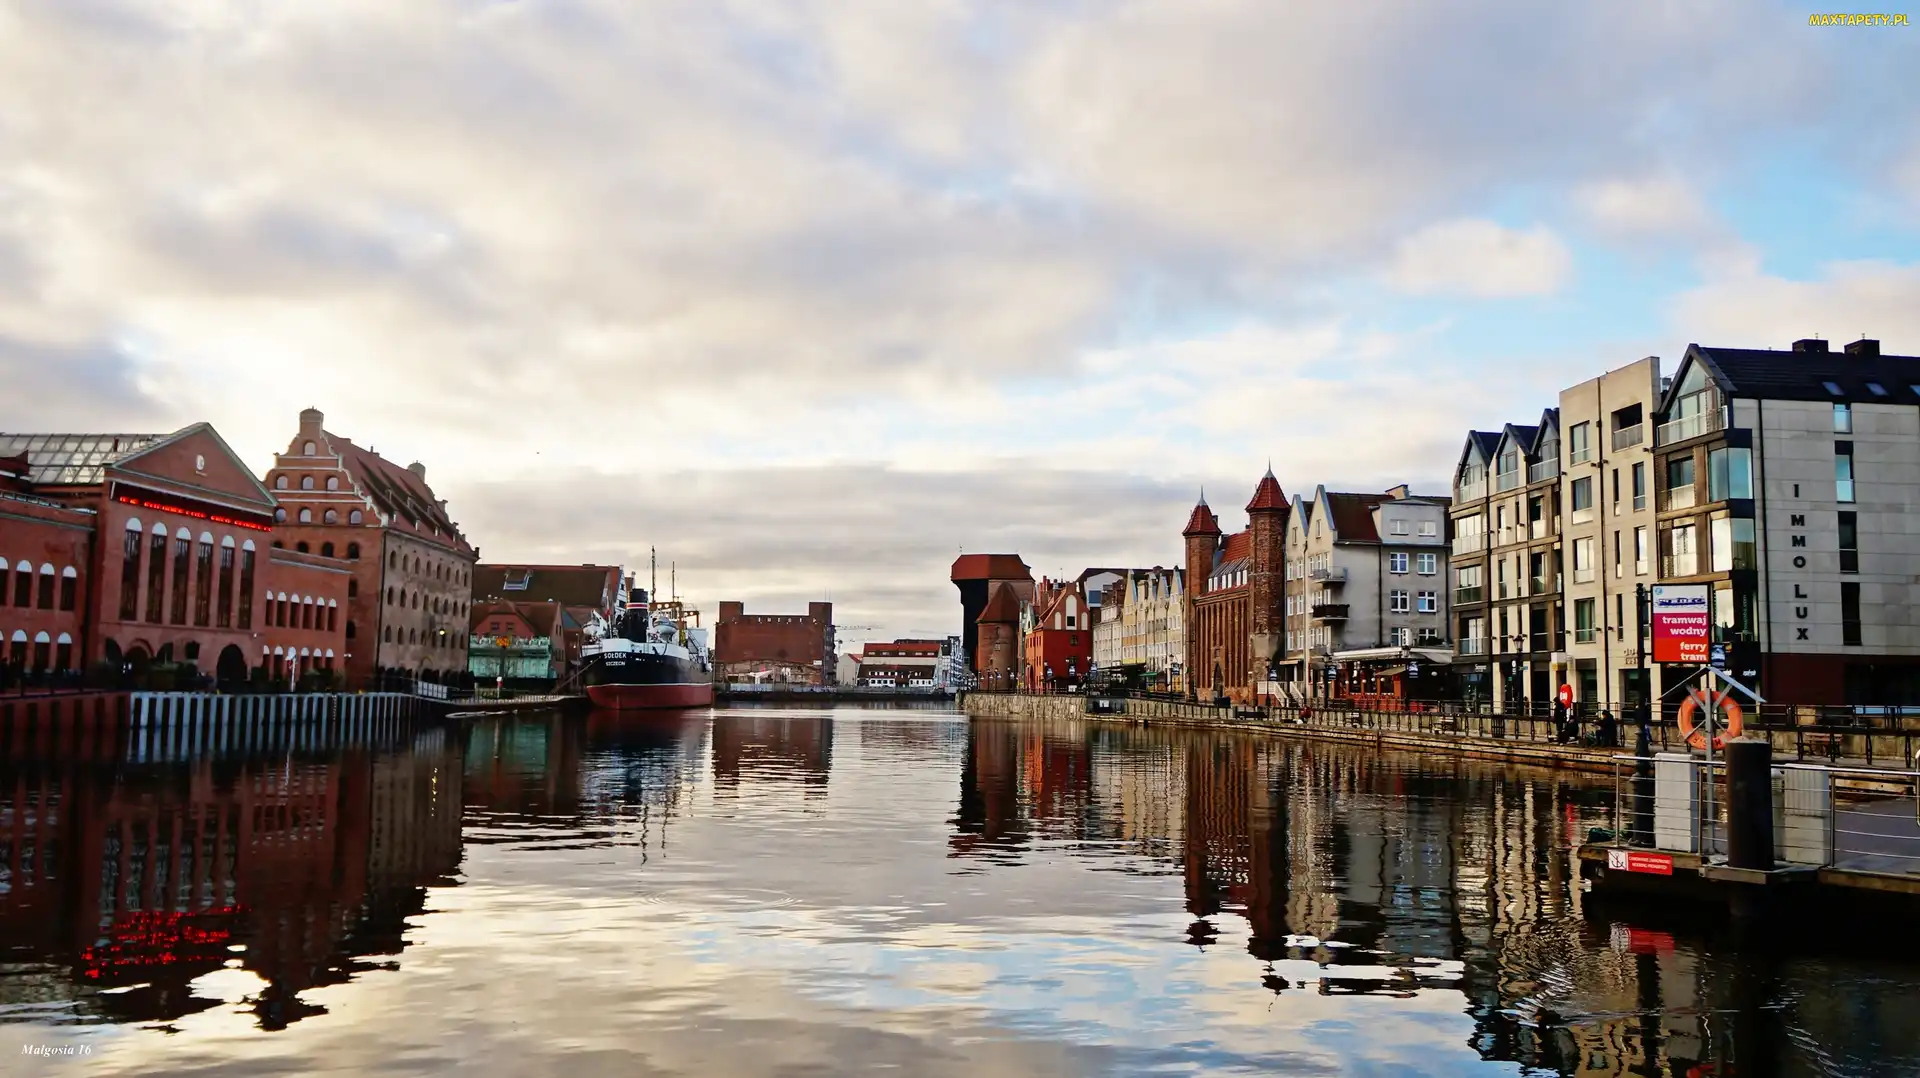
[
  {"xmin": 503, "ymin": 571, "xmax": 532, "ymax": 591},
  {"xmin": 303, "ymin": 441, "xmax": 316, "ymax": 455}
]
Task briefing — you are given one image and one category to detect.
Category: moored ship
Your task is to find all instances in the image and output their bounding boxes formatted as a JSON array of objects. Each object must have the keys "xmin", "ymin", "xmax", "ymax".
[{"xmin": 580, "ymin": 592, "xmax": 714, "ymax": 710}]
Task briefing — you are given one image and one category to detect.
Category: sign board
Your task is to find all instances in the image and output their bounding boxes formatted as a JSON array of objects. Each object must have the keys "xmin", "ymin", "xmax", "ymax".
[
  {"xmin": 1606, "ymin": 848, "xmax": 1674, "ymax": 876},
  {"xmin": 1558, "ymin": 683, "xmax": 1574, "ymax": 708},
  {"xmin": 1650, "ymin": 584, "xmax": 1712, "ymax": 664},
  {"xmin": 1407, "ymin": 661, "xmax": 1420, "ymax": 677},
  {"xmin": 1710, "ymin": 643, "xmax": 1727, "ymax": 670}
]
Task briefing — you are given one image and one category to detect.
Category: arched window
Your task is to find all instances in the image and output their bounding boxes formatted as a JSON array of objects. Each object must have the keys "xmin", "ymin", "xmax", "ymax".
[
  {"xmin": 389, "ymin": 552, "xmax": 397, "ymax": 569},
  {"xmin": 348, "ymin": 578, "xmax": 358, "ymax": 598},
  {"xmin": 217, "ymin": 538, "xmax": 235, "ymax": 628},
  {"xmin": 383, "ymin": 625, "xmax": 392, "ymax": 643},
  {"xmin": 275, "ymin": 508, "xmax": 287, "ymax": 522},
  {"xmin": 413, "ymin": 556, "xmax": 421, "ymax": 573},
  {"xmin": 386, "ymin": 586, "xmax": 395, "ymax": 605},
  {"xmin": 59, "ymin": 566, "xmax": 77, "ymax": 612},
  {"xmin": 321, "ymin": 541, "xmax": 335, "ymax": 558},
  {"xmin": 302, "ymin": 599, "xmax": 314, "ymax": 630},
  {"xmin": 327, "ymin": 601, "xmax": 337, "ymax": 633},
  {"xmin": 349, "ymin": 510, "xmax": 363, "ymax": 525},
  {"xmin": 296, "ymin": 541, "xmax": 310, "ymax": 554},
  {"xmin": 299, "ymin": 475, "xmax": 314, "ymax": 491},
  {"xmin": 193, "ymin": 534, "xmax": 213, "ymax": 626},
  {"xmin": 412, "ymin": 591, "xmax": 420, "ymax": 609},
  {"xmin": 169, "ymin": 528, "xmax": 190, "ymax": 625},
  {"xmin": 238, "ymin": 541, "xmax": 257, "ymax": 629},
  {"xmin": 36, "ymin": 563, "xmax": 54, "ymax": 609},
  {"xmin": 298, "ymin": 508, "xmax": 312, "ymax": 523},
  {"xmin": 303, "ymin": 440, "xmax": 316, "ymax": 455},
  {"xmin": 346, "ymin": 542, "xmax": 360, "ymax": 560},
  {"xmin": 326, "ymin": 476, "xmax": 340, "ymax": 491},
  {"xmin": 55, "ymin": 632, "xmax": 72, "ymax": 671},
  {"xmin": 274, "ymin": 475, "xmax": 288, "ymax": 490},
  {"xmin": 272, "ymin": 540, "xmax": 284, "ymax": 549},
  {"xmin": 346, "ymin": 620, "xmax": 357, "ymax": 640},
  {"xmin": 323, "ymin": 510, "xmax": 338, "ymax": 524}
]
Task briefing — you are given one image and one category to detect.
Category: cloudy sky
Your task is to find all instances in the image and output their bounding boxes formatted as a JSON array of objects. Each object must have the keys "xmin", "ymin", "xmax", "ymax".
[{"xmin": 2, "ymin": 2, "xmax": 1916, "ymax": 644}]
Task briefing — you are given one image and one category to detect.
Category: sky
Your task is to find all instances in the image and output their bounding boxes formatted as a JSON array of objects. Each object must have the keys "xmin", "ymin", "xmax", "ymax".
[{"xmin": 2, "ymin": 1, "xmax": 1918, "ymax": 646}]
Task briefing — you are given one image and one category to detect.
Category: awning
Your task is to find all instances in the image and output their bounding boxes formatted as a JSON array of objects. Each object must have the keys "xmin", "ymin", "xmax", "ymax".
[{"xmin": 1374, "ymin": 665, "xmax": 1408, "ymax": 677}]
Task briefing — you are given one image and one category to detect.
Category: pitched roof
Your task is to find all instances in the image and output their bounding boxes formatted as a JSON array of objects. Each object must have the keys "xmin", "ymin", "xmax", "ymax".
[
  {"xmin": 470, "ymin": 598, "xmax": 561, "ymax": 637},
  {"xmin": 951, "ymin": 553, "xmax": 1032, "ymax": 581},
  {"xmin": 473, "ymin": 564, "xmax": 620, "ymax": 610},
  {"xmin": 1325, "ymin": 492, "xmax": 1388, "ymax": 542},
  {"xmin": 0, "ymin": 433, "xmax": 165, "ymax": 485},
  {"xmin": 325, "ymin": 432, "xmax": 473, "ymax": 554},
  {"xmin": 1183, "ymin": 498, "xmax": 1222, "ymax": 536},
  {"xmin": 1246, "ymin": 469, "xmax": 1288, "ymax": 512},
  {"xmin": 977, "ymin": 581, "xmax": 1022, "ymax": 623},
  {"xmin": 1218, "ymin": 530, "xmax": 1251, "ymax": 568},
  {"xmin": 1680, "ymin": 340, "xmax": 1920, "ymax": 405}
]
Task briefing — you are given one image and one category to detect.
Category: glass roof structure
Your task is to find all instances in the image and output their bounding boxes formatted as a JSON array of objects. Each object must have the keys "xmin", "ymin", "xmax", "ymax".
[{"xmin": 0, "ymin": 433, "xmax": 165, "ymax": 486}]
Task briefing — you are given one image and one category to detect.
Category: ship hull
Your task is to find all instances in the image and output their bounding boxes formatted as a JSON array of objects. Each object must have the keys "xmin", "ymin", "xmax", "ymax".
[
  {"xmin": 585, "ymin": 681, "xmax": 714, "ymax": 709},
  {"xmin": 581, "ymin": 649, "xmax": 713, "ymax": 711}
]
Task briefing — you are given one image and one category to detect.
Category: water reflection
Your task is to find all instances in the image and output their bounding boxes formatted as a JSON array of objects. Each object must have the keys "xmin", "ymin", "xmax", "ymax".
[{"xmin": 0, "ymin": 706, "xmax": 1916, "ymax": 1076}]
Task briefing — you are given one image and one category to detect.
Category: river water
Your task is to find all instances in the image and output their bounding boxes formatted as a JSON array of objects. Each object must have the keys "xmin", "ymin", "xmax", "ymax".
[{"xmin": 2, "ymin": 705, "xmax": 1917, "ymax": 1076}]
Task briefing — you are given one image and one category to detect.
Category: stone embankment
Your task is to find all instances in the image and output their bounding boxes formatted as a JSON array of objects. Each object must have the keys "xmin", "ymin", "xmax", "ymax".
[{"xmin": 960, "ymin": 692, "xmax": 1916, "ymax": 774}]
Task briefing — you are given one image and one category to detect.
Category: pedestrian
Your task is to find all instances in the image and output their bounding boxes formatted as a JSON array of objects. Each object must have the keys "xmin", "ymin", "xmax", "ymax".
[{"xmin": 1596, "ymin": 709, "xmax": 1617, "ymax": 749}]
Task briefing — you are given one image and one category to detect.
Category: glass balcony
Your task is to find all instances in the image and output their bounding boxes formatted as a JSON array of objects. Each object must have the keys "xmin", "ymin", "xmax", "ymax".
[
  {"xmin": 1611, "ymin": 424, "xmax": 1644, "ymax": 451},
  {"xmin": 1662, "ymin": 553, "xmax": 1700, "ymax": 577},
  {"xmin": 1456, "ymin": 480, "xmax": 1487, "ymax": 501},
  {"xmin": 1656, "ymin": 407, "xmax": 1725, "ymax": 446},
  {"xmin": 1529, "ymin": 574, "xmax": 1554, "ymax": 595},
  {"xmin": 1310, "ymin": 603, "xmax": 1349, "ymax": 621},
  {"xmin": 1310, "ymin": 566, "xmax": 1347, "ymax": 584},
  {"xmin": 1573, "ymin": 567, "xmax": 1596, "ymax": 583},
  {"xmin": 1457, "ymin": 638, "xmax": 1487, "ymax": 656},
  {"xmin": 1452, "ymin": 533, "xmax": 1486, "ymax": 556},
  {"xmin": 1661, "ymin": 485, "xmax": 1698, "ymax": 512},
  {"xmin": 1454, "ymin": 586, "xmax": 1484, "ymax": 605},
  {"xmin": 1574, "ymin": 627, "xmax": 1599, "ymax": 644},
  {"xmin": 1527, "ymin": 458, "xmax": 1560, "ymax": 484},
  {"xmin": 1495, "ymin": 468, "xmax": 1522, "ymax": 493}
]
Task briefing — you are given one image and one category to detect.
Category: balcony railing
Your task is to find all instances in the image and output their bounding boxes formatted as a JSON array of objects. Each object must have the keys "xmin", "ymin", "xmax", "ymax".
[
  {"xmin": 1456, "ymin": 480, "xmax": 1487, "ymax": 501},
  {"xmin": 1572, "ymin": 567, "xmax": 1596, "ymax": 583},
  {"xmin": 1454, "ymin": 586, "xmax": 1484, "ymax": 605},
  {"xmin": 1569, "ymin": 444, "xmax": 1593, "ymax": 465},
  {"xmin": 1661, "ymin": 553, "xmax": 1700, "ymax": 578},
  {"xmin": 1656, "ymin": 407, "xmax": 1725, "ymax": 446},
  {"xmin": 1452, "ymin": 533, "xmax": 1486, "ymax": 556},
  {"xmin": 1529, "ymin": 574, "xmax": 1554, "ymax": 595},
  {"xmin": 1527, "ymin": 458, "xmax": 1560, "ymax": 484},
  {"xmin": 1310, "ymin": 566, "xmax": 1347, "ymax": 584},
  {"xmin": 1660, "ymin": 485, "xmax": 1698, "ymax": 512},
  {"xmin": 1494, "ymin": 526, "xmax": 1519, "ymax": 548},
  {"xmin": 1574, "ymin": 627, "xmax": 1599, "ymax": 644},
  {"xmin": 1495, "ymin": 468, "xmax": 1522, "ymax": 493},
  {"xmin": 1311, "ymin": 603, "xmax": 1350, "ymax": 621},
  {"xmin": 1529, "ymin": 519, "xmax": 1550, "ymax": 540},
  {"xmin": 1457, "ymin": 638, "xmax": 1487, "ymax": 656},
  {"xmin": 1611, "ymin": 423, "xmax": 1644, "ymax": 451}
]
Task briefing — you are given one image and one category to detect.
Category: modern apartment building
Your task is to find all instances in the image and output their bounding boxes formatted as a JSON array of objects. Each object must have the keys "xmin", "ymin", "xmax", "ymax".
[
  {"xmin": 1655, "ymin": 338, "xmax": 1920, "ymax": 703},
  {"xmin": 1280, "ymin": 484, "xmax": 1451, "ymax": 694},
  {"xmin": 1449, "ymin": 338, "xmax": 1920, "ymax": 709},
  {"xmin": 1559, "ymin": 357, "xmax": 1663, "ymax": 710}
]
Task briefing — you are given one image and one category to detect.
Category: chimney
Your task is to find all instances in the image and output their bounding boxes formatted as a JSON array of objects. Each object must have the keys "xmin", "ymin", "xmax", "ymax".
[
  {"xmin": 407, "ymin": 462, "xmax": 427, "ymax": 481},
  {"xmin": 1844, "ymin": 338, "xmax": 1880, "ymax": 357},
  {"xmin": 298, "ymin": 407, "xmax": 324, "ymax": 435},
  {"xmin": 1385, "ymin": 483, "xmax": 1410, "ymax": 499},
  {"xmin": 1792, "ymin": 338, "xmax": 1828, "ymax": 353}
]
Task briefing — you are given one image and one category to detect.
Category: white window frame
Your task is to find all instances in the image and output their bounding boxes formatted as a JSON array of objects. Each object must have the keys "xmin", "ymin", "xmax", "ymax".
[
  {"xmin": 1389, "ymin": 552, "xmax": 1409, "ymax": 574},
  {"xmin": 1389, "ymin": 589, "xmax": 1411, "ymax": 613},
  {"xmin": 1416, "ymin": 553, "xmax": 1437, "ymax": 575}
]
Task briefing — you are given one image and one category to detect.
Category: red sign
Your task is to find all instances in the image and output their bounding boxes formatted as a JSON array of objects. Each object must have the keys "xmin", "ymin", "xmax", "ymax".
[
  {"xmin": 1651, "ymin": 584, "xmax": 1711, "ymax": 664},
  {"xmin": 1609, "ymin": 923, "xmax": 1677, "ymax": 954},
  {"xmin": 1606, "ymin": 848, "xmax": 1674, "ymax": 876},
  {"xmin": 1557, "ymin": 683, "xmax": 1573, "ymax": 708}
]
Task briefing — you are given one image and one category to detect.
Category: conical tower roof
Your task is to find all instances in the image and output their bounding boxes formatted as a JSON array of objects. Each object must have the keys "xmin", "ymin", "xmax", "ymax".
[
  {"xmin": 1246, "ymin": 466, "xmax": 1288, "ymax": 513},
  {"xmin": 1182, "ymin": 491, "xmax": 1221, "ymax": 536}
]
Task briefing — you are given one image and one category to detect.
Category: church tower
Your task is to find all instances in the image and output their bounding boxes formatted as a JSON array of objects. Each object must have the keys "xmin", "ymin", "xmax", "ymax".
[{"xmin": 1245, "ymin": 468, "xmax": 1290, "ymax": 680}]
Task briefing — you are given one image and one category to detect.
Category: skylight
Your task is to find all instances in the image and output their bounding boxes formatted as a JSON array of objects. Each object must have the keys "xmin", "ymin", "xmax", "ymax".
[
  {"xmin": 1867, "ymin": 382, "xmax": 1888, "ymax": 397},
  {"xmin": 1822, "ymin": 381, "xmax": 1844, "ymax": 396}
]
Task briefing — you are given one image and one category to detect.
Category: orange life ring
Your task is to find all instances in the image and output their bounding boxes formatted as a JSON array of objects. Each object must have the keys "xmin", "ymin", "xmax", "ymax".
[{"xmin": 1676, "ymin": 688, "xmax": 1743, "ymax": 750}]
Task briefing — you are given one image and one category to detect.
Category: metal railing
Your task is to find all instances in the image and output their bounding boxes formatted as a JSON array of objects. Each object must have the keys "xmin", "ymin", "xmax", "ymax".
[
  {"xmin": 1457, "ymin": 638, "xmax": 1487, "ymax": 655},
  {"xmin": 1495, "ymin": 468, "xmax": 1522, "ymax": 493},
  {"xmin": 1527, "ymin": 458, "xmax": 1560, "ymax": 483},
  {"xmin": 1310, "ymin": 566, "xmax": 1347, "ymax": 583},
  {"xmin": 1660, "ymin": 485, "xmax": 1698, "ymax": 512},
  {"xmin": 1454, "ymin": 586, "xmax": 1484, "ymax": 605},
  {"xmin": 1311, "ymin": 603, "xmax": 1350, "ymax": 621},
  {"xmin": 1656, "ymin": 408, "xmax": 1725, "ymax": 446},
  {"xmin": 1452, "ymin": 533, "xmax": 1486, "ymax": 556},
  {"xmin": 1456, "ymin": 480, "xmax": 1487, "ymax": 501},
  {"xmin": 1610, "ymin": 423, "xmax": 1644, "ymax": 451}
]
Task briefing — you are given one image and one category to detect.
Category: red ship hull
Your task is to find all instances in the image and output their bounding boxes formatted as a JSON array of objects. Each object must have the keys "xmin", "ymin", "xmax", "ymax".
[{"xmin": 585, "ymin": 681, "xmax": 714, "ymax": 710}]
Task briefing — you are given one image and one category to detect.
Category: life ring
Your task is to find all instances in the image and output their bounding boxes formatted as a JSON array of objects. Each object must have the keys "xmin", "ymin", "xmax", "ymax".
[{"xmin": 1676, "ymin": 688, "xmax": 1743, "ymax": 750}]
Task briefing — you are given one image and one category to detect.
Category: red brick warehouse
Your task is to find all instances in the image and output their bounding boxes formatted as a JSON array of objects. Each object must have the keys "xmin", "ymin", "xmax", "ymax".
[
  {"xmin": 1182, "ymin": 470, "xmax": 1289, "ymax": 705},
  {"xmin": 713, "ymin": 601, "xmax": 834, "ymax": 684}
]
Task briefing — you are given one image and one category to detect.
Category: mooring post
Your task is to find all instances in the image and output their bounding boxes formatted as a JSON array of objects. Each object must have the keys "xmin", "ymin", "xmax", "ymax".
[{"xmin": 1725, "ymin": 736, "xmax": 1774, "ymax": 872}]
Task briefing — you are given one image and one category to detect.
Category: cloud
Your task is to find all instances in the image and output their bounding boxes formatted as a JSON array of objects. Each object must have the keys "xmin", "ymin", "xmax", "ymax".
[
  {"xmin": 1669, "ymin": 260, "xmax": 1920, "ymax": 348},
  {"xmin": 1574, "ymin": 174, "xmax": 1758, "ymax": 276},
  {"xmin": 1386, "ymin": 220, "xmax": 1573, "ymax": 298}
]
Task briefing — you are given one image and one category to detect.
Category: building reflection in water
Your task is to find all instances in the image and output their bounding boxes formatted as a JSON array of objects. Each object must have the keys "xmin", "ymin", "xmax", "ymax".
[
  {"xmin": 0, "ymin": 730, "xmax": 463, "ymax": 1030},
  {"xmin": 710, "ymin": 712, "xmax": 832, "ymax": 796},
  {"xmin": 951, "ymin": 716, "xmax": 1897, "ymax": 1076}
]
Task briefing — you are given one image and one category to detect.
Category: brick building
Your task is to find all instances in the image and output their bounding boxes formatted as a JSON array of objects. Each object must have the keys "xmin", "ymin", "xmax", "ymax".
[
  {"xmin": 261, "ymin": 408, "xmax": 476, "ymax": 688},
  {"xmin": 471, "ymin": 563, "xmax": 624, "ymax": 627},
  {"xmin": 713, "ymin": 600, "xmax": 835, "ymax": 684},
  {"xmin": 1182, "ymin": 471, "xmax": 1289, "ymax": 704},
  {"xmin": 0, "ymin": 425, "xmax": 348, "ymax": 687},
  {"xmin": 856, "ymin": 639, "xmax": 944, "ymax": 688},
  {"xmin": 1022, "ymin": 578, "xmax": 1091, "ymax": 691},
  {"xmin": 468, "ymin": 598, "xmax": 571, "ymax": 683},
  {"xmin": 950, "ymin": 554, "xmax": 1034, "ymax": 677},
  {"xmin": 973, "ymin": 583, "xmax": 1023, "ymax": 690}
]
